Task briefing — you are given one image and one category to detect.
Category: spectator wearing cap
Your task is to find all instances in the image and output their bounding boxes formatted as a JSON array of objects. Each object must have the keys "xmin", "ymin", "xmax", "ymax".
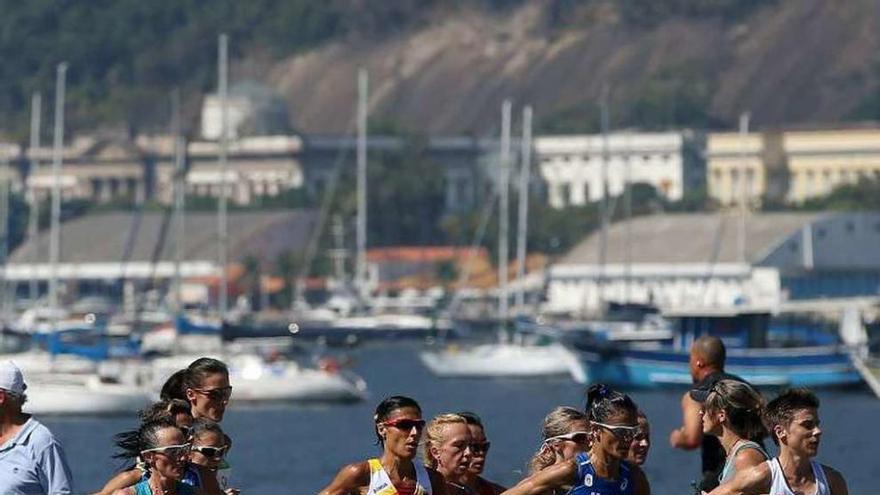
[
  {"xmin": 669, "ymin": 336, "xmax": 750, "ymax": 493},
  {"xmin": 0, "ymin": 360, "xmax": 74, "ymax": 495}
]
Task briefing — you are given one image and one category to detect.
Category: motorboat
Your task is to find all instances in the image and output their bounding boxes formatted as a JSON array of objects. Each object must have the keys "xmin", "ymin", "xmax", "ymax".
[{"xmin": 575, "ymin": 307, "xmax": 862, "ymax": 388}]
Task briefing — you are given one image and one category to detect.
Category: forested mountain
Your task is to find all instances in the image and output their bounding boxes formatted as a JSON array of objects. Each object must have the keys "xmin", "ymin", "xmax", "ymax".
[{"xmin": 1, "ymin": 0, "xmax": 878, "ymax": 139}]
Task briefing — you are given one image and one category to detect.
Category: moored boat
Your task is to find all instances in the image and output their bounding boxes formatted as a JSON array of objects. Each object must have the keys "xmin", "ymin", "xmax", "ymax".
[
  {"xmin": 574, "ymin": 307, "xmax": 862, "ymax": 388},
  {"xmin": 419, "ymin": 339, "xmax": 587, "ymax": 382}
]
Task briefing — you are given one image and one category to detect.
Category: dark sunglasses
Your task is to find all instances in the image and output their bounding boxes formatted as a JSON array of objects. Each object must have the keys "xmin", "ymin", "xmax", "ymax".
[
  {"xmin": 382, "ymin": 418, "xmax": 426, "ymax": 431},
  {"xmin": 545, "ymin": 431, "xmax": 590, "ymax": 445},
  {"xmin": 192, "ymin": 445, "xmax": 228, "ymax": 459},
  {"xmin": 470, "ymin": 441, "xmax": 491, "ymax": 454},
  {"xmin": 193, "ymin": 386, "xmax": 233, "ymax": 401}
]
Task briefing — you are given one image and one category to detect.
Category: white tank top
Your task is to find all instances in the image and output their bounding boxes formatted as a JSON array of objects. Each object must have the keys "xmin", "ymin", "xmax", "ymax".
[
  {"xmin": 767, "ymin": 458, "xmax": 830, "ymax": 495},
  {"xmin": 366, "ymin": 458, "xmax": 433, "ymax": 495}
]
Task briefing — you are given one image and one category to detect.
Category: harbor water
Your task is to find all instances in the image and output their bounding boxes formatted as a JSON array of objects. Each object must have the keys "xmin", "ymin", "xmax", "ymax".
[{"xmin": 42, "ymin": 343, "xmax": 879, "ymax": 494}]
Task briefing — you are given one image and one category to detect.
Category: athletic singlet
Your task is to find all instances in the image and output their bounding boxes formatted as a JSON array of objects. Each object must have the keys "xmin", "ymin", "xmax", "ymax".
[
  {"xmin": 567, "ymin": 452, "xmax": 634, "ymax": 495},
  {"xmin": 366, "ymin": 458, "xmax": 433, "ymax": 495},
  {"xmin": 767, "ymin": 458, "xmax": 830, "ymax": 495},
  {"xmin": 180, "ymin": 465, "xmax": 203, "ymax": 488},
  {"xmin": 132, "ymin": 479, "xmax": 196, "ymax": 495},
  {"xmin": 719, "ymin": 440, "xmax": 768, "ymax": 484}
]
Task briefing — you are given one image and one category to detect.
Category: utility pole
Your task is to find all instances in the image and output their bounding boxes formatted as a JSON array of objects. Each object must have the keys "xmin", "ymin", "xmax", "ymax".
[
  {"xmin": 515, "ymin": 105, "xmax": 533, "ymax": 312},
  {"xmin": 217, "ymin": 33, "xmax": 229, "ymax": 316}
]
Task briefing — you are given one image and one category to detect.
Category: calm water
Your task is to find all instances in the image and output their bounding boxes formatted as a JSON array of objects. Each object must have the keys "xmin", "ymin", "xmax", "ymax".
[{"xmin": 42, "ymin": 343, "xmax": 879, "ymax": 494}]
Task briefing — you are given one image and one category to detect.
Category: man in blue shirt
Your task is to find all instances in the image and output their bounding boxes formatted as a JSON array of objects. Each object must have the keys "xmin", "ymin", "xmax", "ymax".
[{"xmin": 0, "ymin": 360, "xmax": 73, "ymax": 495}]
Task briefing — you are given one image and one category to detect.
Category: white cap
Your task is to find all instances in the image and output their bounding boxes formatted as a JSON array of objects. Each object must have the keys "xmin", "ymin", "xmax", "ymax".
[{"xmin": 0, "ymin": 361, "xmax": 26, "ymax": 395}]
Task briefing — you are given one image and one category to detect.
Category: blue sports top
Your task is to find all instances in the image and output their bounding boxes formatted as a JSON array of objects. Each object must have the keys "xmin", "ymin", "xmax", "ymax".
[
  {"xmin": 567, "ymin": 452, "xmax": 634, "ymax": 495},
  {"xmin": 132, "ymin": 478, "xmax": 196, "ymax": 495}
]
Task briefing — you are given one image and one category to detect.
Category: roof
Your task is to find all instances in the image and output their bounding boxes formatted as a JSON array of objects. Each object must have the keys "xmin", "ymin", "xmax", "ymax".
[
  {"xmin": 10, "ymin": 210, "xmax": 317, "ymax": 266},
  {"xmin": 760, "ymin": 212, "xmax": 880, "ymax": 271},
  {"xmin": 557, "ymin": 212, "xmax": 822, "ymax": 266}
]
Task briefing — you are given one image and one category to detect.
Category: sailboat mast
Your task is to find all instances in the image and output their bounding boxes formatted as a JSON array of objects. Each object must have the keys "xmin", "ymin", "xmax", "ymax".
[
  {"xmin": 624, "ymin": 132, "xmax": 632, "ymax": 302},
  {"xmin": 49, "ymin": 63, "xmax": 67, "ymax": 317},
  {"xmin": 172, "ymin": 89, "xmax": 185, "ymax": 313},
  {"xmin": 737, "ymin": 112, "xmax": 750, "ymax": 264},
  {"xmin": 498, "ymin": 100, "xmax": 512, "ymax": 325},
  {"xmin": 27, "ymin": 92, "xmax": 41, "ymax": 305},
  {"xmin": 515, "ymin": 105, "xmax": 532, "ymax": 312},
  {"xmin": 0, "ymin": 150, "xmax": 8, "ymax": 318},
  {"xmin": 597, "ymin": 86, "xmax": 610, "ymax": 311},
  {"xmin": 217, "ymin": 33, "xmax": 229, "ymax": 316},
  {"xmin": 355, "ymin": 68, "xmax": 368, "ymax": 301}
]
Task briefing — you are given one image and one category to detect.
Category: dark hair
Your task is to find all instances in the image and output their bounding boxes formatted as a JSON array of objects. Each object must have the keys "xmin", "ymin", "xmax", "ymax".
[
  {"xmin": 693, "ymin": 336, "xmax": 726, "ymax": 368},
  {"xmin": 160, "ymin": 357, "xmax": 229, "ymax": 403},
  {"xmin": 139, "ymin": 399, "xmax": 193, "ymax": 423},
  {"xmin": 705, "ymin": 380, "xmax": 767, "ymax": 443},
  {"xmin": 457, "ymin": 411, "xmax": 484, "ymax": 428},
  {"xmin": 113, "ymin": 417, "xmax": 181, "ymax": 463},
  {"xmin": 374, "ymin": 395, "xmax": 421, "ymax": 445},
  {"xmin": 188, "ymin": 418, "xmax": 225, "ymax": 442},
  {"xmin": 763, "ymin": 388, "xmax": 820, "ymax": 445},
  {"xmin": 585, "ymin": 383, "xmax": 638, "ymax": 423}
]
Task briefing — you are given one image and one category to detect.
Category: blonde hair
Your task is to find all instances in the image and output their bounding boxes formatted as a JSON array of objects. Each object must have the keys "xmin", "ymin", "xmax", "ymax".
[
  {"xmin": 705, "ymin": 379, "xmax": 767, "ymax": 443},
  {"xmin": 528, "ymin": 406, "xmax": 588, "ymax": 474},
  {"xmin": 423, "ymin": 413, "xmax": 467, "ymax": 468}
]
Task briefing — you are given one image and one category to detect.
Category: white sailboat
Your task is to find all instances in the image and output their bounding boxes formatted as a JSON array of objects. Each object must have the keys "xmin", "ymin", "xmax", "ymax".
[
  {"xmin": 149, "ymin": 353, "xmax": 367, "ymax": 404},
  {"xmin": 420, "ymin": 102, "xmax": 586, "ymax": 382}
]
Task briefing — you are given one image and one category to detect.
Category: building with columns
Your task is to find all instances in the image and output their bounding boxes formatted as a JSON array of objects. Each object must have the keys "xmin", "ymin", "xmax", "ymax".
[
  {"xmin": 707, "ymin": 126, "xmax": 880, "ymax": 207},
  {"xmin": 27, "ymin": 134, "xmax": 150, "ymax": 204},
  {"xmin": 142, "ymin": 134, "xmax": 305, "ymax": 205},
  {"xmin": 534, "ymin": 131, "xmax": 704, "ymax": 208}
]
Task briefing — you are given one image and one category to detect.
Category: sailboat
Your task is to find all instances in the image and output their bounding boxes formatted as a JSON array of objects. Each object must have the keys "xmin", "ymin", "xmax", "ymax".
[
  {"xmin": 419, "ymin": 103, "xmax": 586, "ymax": 382},
  {"xmin": 278, "ymin": 68, "xmax": 446, "ymax": 344}
]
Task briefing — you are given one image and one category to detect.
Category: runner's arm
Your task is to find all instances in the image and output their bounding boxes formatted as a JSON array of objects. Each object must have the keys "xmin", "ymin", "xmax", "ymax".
[
  {"xmin": 500, "ymin": 460, "xmax": 577, "ymax": 495},
  {"xmin": 316, "ymin": 462, "xmax": 368, "ymax": 495},
  {"xmin": 93, "ymin": 470, "xmax": 143, "ymax": 495},
  {"xmin": 732, "ymin": 448, "xmax": 767, "ymax": 473},
  {"xmin": 669, "ymin": 392, "xmax": 702, "ymax": 449},
  {"xmin": 822, "ymin": 465, "xmax": 849, "ymax": 495},
  {"xmin": 704, "ymin": 462, "xmax": 771, "ymax": 495}
]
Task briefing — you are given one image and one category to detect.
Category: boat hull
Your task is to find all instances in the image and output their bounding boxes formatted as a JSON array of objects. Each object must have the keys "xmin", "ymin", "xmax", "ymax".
[
  {"xmin": 420, "ymin": 343, "xmax": 586, "ymax": 381},
  {"xmin": 579, "ymin": 344, "xmax": 862, "ymax": 388},
  {"xmin": 25, "ymin": 380, "xmax": 150, "ymax": 416}
]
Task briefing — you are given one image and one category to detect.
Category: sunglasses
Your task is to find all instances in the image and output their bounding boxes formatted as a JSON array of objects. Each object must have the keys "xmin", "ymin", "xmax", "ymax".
[
  {"xmin": 141, "ymin": 443, "xmax": 191, "ymax": 458},
  {"xmin": 192, "ymin": 386, "xmax": 233, "ymax": 401},
  {"xmin": 382, "ymin": 418, "xmax": 426, "ymax": 431},
  {"xmin": 593, "ymin": 421, "xmax": 639, "ymax": 440},
  {"xmin": 192, "ymin": 445, "xmax": 228, "ymax": 459},
  {"xmin": 470, "ymin": 441, "xmax": 491, "ymax": 454},
  {"xmin": 545, "ymin": 431, "xmax": 590, "ymax": 445}
]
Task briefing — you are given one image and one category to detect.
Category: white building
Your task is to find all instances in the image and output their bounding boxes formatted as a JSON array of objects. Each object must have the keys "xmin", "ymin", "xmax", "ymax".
[
  {"xmin": 543, "ymin": 212, "xmax": 827, "ymax": 315},
  {"xmin": 535, "ymin": 131, "xmax": 704, "ymax": 208}
]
